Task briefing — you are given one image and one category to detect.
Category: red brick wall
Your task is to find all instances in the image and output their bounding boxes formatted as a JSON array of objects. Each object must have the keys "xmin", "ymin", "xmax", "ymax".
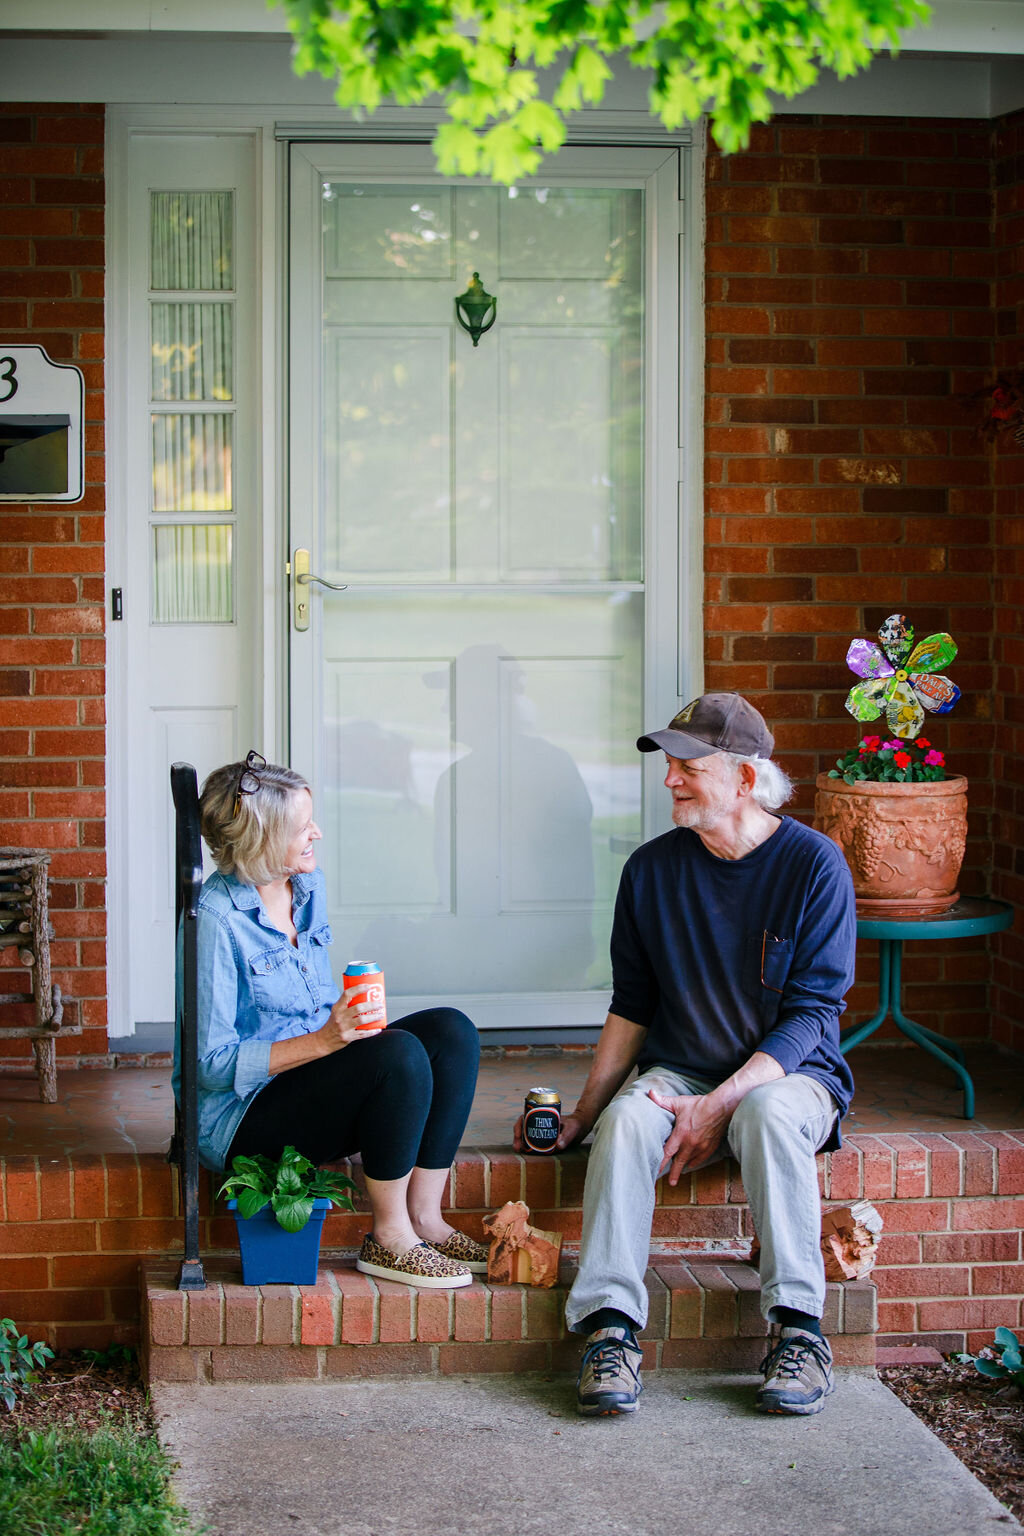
[
  {"xmin": 705, "ymin": 115, "xmax": 999, "ymax": 1045},
  {"xmin": 0, "ymin": 104, "xmax": 107, "ymax": 1059},
  {"xmin": 991, "ymin": 109, "xmax": 1024, "ymax": 1054}
]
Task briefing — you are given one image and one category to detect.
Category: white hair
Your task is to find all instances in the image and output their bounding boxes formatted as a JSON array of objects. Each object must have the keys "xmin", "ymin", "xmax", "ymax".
[{"xmin": 724, "ymin": 752, "xmax": 794, "ymax": 812}]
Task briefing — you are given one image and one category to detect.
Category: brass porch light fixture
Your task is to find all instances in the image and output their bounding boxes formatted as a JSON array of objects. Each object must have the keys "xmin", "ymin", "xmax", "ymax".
[{"xmin": 454, "ymin": 272, "xmax": 497, "ymax": 346}]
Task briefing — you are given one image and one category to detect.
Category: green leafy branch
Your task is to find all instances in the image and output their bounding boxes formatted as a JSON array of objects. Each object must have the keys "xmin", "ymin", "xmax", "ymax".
[
  {"xmin": 218, "ymin": 1145, "xmax": 357, "ymax": 1234},
  {"xmin": 274, "ymin": 0, "xmax": 931, "ymax": 182},
  {"xmin": 0, "ymin": 1318, "xmax": 54, "ymax": 1412}
]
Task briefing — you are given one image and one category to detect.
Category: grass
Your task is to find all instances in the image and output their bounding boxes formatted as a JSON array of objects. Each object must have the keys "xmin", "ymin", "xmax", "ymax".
[{"xmin": 0, "ymin": 1411, "xmax": 198, "ymax": 1536}]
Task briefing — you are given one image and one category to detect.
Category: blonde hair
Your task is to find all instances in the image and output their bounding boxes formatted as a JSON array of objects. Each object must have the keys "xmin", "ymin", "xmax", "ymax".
[{"xmin": 200, "ymin": 757, "xmax": 311, "ymax": 886}]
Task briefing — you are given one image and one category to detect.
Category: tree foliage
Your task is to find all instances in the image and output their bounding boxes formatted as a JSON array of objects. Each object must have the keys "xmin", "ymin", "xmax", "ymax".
[{"xmin": 276, "ymin": 0, "xmax": 931, "ymax": 182}]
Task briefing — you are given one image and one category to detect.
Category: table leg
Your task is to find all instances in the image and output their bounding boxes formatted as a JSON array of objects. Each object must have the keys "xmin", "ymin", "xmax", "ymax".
[
  {"xmin": 888, "ymin": 944, "xmax": 975, "ymax": 1119},
  {"xmin": 840, "ymin": 941, "xmax": 892, "ymax": 1053}
]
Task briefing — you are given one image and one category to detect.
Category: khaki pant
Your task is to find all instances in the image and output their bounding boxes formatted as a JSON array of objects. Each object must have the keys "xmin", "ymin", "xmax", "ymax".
[{"xmin": 565, "ymin": 1066, "xmax": 839, "ymax": 1333}]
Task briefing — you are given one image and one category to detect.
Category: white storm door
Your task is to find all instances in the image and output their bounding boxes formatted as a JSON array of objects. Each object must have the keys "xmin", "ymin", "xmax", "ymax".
[{"xmin": 289, "ymin": 143, "xmax": 681, "ymax": 1029}]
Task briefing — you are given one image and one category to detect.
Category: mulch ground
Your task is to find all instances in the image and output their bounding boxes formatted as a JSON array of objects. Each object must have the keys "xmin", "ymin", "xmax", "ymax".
[
  {"xmin": 0, "ymin": 1351, "xmax": 151, "ymax": 1439},
  {"xmin": 880, "ymin": 1360, "xmax": 1024, "ymax": 1524},
  {"xmin": 1, "ymin": 1352, "xmax": 1021, "ymax": 1524}
]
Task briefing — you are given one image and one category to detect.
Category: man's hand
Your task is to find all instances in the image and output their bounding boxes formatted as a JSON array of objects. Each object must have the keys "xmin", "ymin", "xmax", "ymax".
[
  {"xmin": 647, "ymin": 1089, "xmax": 729, "ymax": 1184},
  {"xmin": 512, "ymin": 1111, "xmax": 589, "ymax": 1153}
]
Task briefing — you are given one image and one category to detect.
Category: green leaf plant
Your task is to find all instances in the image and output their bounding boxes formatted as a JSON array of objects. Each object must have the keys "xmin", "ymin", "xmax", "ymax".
[
  {"xmin": 0, "ymin": 1318, "xmax": 54, "ymax": 1412},
  {"xmin": 958, "ymin": 1326, "xmax": 1024, "ymax": 1391},
  {"xmin": 828, "ymin": 734, "xmax": 948, "ymax": 787},
  {"xmin": 274, "ymin": 0, "xmax": 931, "ymax": 183},
  {"xmin": 218, "ymin": 1145, "xmax": 357, "ymax": 1234}
]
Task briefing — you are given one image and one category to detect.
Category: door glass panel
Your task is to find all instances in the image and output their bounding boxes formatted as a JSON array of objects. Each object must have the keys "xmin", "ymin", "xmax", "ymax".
[
  {"xmin": 152, "ymin": 524, "xmax": 233, "ymax": 623},
  {"xmin": 320, "ymin": 592, "xmax": 642, "ymax": 994},
  {"xmin": 151, "ymin": 303, "xmax": 234, "ymax": 401},
  {"xmin": 309, "ymin": 169, "xmax": 646, "ymax": 1007},
  {"xmin": 151, "ymin": 191, "xmax": 234, "ymax": 290},
  {"xmin": 152, "ymin": 414, "xmax": 233, "ymax": 511}
]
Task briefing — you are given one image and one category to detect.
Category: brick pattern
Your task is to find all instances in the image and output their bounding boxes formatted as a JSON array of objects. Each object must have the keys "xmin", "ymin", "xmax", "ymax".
[
  {"xmin": 705, "ymin": 114, "xmax": 998, "ymax": 1046},
  {"xmin": 0, "ymin": 104, "xmax": 107, "ymax": 1058},
  {"xmin": 5, "ymin": 1141, "xmax": 1022, "ymax": 1358},
  {"xmin": 140, "ymin": 1258, "xmax": 877, "ymax": 1382},
  {"xmin": 991, "ymin": 108, "xmax": 1024, "ymax": 1054}
]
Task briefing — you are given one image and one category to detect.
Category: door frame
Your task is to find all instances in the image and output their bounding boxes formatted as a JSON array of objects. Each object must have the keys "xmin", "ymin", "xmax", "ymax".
[{"xmin": 104, "ymin": 105, "xmax": 705, "ymax": 1035}]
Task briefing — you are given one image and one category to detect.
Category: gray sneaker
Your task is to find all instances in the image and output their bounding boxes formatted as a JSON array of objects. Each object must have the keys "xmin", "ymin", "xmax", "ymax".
[
  {"xmin": 756, "ymin": 1327, "xmax": 835, "ymax": 1415},
  {"xmin": 576, "ymin": 1326, "xmax": 644, "ymax": 1417}
]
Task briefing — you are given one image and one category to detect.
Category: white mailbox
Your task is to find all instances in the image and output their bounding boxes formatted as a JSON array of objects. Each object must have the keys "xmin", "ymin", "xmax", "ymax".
[{"xmin": 0, "ymin": 345, "xmax": 85, "ymax": 503}]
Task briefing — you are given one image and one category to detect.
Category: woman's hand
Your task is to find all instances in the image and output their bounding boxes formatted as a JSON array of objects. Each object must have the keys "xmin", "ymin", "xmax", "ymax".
[{"xmin": 316, "ymin": 987, "xmax": 386, "ymax": 1054}]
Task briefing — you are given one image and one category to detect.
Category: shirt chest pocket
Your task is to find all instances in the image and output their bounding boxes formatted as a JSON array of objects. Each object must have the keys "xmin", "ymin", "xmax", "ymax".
[
  {"xmin": 307, "ymin": 923, "xmax": 334, "ymax": 988},
  {"xmin": 247, "ymin": 945, "xmax": 298, "ymax": 1016},
  {"xmin": 742, "ymin": 930, "xmax": 793, "ymax": 1022}
]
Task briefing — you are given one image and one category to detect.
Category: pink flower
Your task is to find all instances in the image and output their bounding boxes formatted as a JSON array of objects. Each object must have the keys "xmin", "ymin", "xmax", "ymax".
[
  {"xmin": 894, "ymin": 750, "xmax": 911, "ymax": 768},
  {"xmin": 862, "ymin": 735, "xmax": 881, "ymax": 749},
  {"xmin": 882, "ymin": 739, "xmax": 900, "ymax": 751},
  {"xmin": 924, "ymin": 749, "xmax": 944, "ymax": 766}
]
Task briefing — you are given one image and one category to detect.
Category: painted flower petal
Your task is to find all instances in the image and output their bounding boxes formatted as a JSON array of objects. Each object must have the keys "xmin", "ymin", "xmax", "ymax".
[
  {"xmin": 845, "ymin": 678, "xmax": 887, "ymax": 722},
  {"xmin": 906, "ymin": 632, "xmax": 957, "ymax": 674},
  {"xmin": 911, "ymin": 673, "xmax": 961, "ymax": 714},
  {"xmin": 884, "ymin": 679, "xmax": 925, "ymax": 738},
  {"xmin": 846, "ymin": 638, "xmax": 894, "ymax": 681},
  {"xmin": 878, "ymin": 613, "xmax": 915, "ymax": 666}
]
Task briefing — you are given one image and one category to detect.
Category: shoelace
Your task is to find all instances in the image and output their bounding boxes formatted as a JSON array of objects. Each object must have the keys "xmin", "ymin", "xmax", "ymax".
[
  {"xmin": 584, "ymin": 1338, "xmax": 640, "ymax": 1384},
  {"xmin": 760, "ymin": 1333, "xmax": 831, "ymax": 1380}
]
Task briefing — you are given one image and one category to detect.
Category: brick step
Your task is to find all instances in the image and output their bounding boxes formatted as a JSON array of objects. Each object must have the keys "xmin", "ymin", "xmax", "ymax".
[{"xmin": 141, "ymin": 1255, "xmax": 877, "ymax": 1384}]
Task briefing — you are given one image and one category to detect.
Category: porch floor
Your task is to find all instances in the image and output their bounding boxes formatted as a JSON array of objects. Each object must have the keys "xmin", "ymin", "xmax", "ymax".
[{"xmin": 2, "ymin": 1041, "xmax": 1023, "ymax": 1158}]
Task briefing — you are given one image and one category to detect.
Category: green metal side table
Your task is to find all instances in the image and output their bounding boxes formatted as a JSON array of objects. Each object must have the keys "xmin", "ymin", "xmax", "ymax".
[{"xmin": 841, "ymin": 898, "xmax": 1014, "ymax": 1119}]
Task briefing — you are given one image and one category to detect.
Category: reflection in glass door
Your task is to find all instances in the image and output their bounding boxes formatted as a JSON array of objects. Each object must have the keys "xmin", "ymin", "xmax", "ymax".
[{"xmin": 290, "ymin": 147, "xmax": 677, "ymax": 1028}]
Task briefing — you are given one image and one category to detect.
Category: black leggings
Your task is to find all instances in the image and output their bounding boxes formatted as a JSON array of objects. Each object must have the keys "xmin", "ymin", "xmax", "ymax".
[{"xmin": 226, "ymin": 1008, "xmax": 479, "ymax": 1181}]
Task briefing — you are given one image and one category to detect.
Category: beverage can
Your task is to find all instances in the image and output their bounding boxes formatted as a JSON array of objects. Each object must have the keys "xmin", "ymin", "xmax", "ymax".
[
  {"xmin": 343, "ymin": 962, "xmax": 387, "ymax": 1030},
  {"xmin": 523, "ymin": 1087, "xmax": 561, "ymax": 1154}
]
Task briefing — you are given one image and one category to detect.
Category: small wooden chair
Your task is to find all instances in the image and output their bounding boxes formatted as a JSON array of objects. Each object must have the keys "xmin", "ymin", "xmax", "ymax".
[{"xmin": 0, "ymin": 848, "xmax": 80, "ymax": 1102}]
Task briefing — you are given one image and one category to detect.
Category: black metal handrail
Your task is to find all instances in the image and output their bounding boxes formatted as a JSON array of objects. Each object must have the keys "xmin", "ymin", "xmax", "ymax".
[{"xmin": 171, "ymin": 762, "xmax": 206, "ymax": 1291}]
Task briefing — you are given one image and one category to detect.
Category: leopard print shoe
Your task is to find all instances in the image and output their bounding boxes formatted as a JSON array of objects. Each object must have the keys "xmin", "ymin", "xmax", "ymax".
[
  {"xmin": 356, "ymin": 1234, "xmax": 472, "ymax": 1289},
  {"xmin": 427, "ymin": 1230, "xmax": 489, "ymax": 1274}
]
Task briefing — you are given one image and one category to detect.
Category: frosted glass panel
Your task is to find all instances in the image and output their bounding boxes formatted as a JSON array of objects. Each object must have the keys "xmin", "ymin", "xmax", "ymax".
[
  {"xmin": 498, "ymin": 188, "xmax": 632, "ymax": 279},
  {"xmin": 502, "ymin": 331, "xmax": 640, "ymax": 579},
  {"xmin": 152, "ymin": 524, "xmax": 233, "ymax": 623},
  {"xmin": 151, "ymin": 304, "xmax": 233, "ymax": 401},
  {"xmin": 324, "ymin": 330, "xmax": 451, "ymax": 579},
  {"xmin": 324, "ymin": 658, "xmax": 454, "ymax": 914},
  {"xmin": 323, "ymin": 185, "xmax": 453, "ymax": 278},
  {"xmin": 318, "ymin": 590, "xmax": 642, "ymax": 993},
  {"xmin": 151, "ymin": 192, "xmax": 233, "ymax": 290},
  {"xmin": 152, "ymin": 414, "xmax": 233, "ymax": 511}
]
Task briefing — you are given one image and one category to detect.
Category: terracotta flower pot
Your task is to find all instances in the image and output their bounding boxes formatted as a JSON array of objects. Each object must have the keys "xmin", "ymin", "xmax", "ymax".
[{"xmin": 813, "ymin": 773, "xmax": 968, "ymax": 918}]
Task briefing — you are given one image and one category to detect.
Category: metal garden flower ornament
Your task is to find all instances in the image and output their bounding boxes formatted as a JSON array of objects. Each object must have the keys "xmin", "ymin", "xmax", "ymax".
[{"xmin": 829, "ymin": 614, "xmax": 960, "ymax": 786}]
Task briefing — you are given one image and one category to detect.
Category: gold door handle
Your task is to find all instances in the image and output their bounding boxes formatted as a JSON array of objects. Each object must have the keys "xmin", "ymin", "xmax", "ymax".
[{"xmin": 291, "ymin": 548, "xmax": 347, "ymax": 631}]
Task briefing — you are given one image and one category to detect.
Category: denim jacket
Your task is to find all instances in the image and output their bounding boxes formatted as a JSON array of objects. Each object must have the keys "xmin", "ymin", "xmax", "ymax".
[{"xmin": 172, "ymin": 867, "xmax": 340, "ymax": 1171}]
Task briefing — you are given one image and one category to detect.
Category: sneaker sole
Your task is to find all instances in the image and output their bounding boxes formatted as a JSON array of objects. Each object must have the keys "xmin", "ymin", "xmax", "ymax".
[
  {"xmin": 576, "ymin": 1398, "xmax": 641, "ymax": 1417},
  {"xmin": 755, "ymin": 1381, "xmax": 835, "ymax": 1416},
  {"xmin": 356, "ymin": 1258, "xmax": 472, "ymax": 1289}
]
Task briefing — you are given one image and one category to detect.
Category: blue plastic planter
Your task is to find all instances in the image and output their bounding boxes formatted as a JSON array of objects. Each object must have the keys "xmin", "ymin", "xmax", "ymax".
[{"xmin": 227, "ymin": 1197, "xmax": 330, "ymax": 1286}]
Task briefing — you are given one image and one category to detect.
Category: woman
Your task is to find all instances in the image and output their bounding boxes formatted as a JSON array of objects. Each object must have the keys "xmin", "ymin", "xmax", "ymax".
[{"xmin": 177, "ymin": 751, "xmax": 484, "ymax": 1289}]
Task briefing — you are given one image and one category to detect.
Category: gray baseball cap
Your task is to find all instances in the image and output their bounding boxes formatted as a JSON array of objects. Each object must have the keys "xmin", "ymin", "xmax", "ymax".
[{"xmin": 637, "ymin": 692, "xmax": 774, "ymax": 760}]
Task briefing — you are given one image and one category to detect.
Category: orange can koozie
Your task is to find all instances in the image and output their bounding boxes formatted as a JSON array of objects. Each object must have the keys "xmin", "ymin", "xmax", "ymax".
[{"xmin": 343, "ymin": 962, "xmax": 387, "ymax": 1030}]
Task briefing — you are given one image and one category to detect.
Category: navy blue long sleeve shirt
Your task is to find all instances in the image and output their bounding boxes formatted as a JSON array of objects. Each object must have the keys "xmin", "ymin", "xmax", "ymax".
[{"xmin": 610, "ymin": 816, "xmax": 856, "ymax": 1140}]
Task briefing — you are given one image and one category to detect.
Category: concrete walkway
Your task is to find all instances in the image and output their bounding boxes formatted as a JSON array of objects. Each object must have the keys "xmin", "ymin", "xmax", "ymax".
[{"xmin": 153, "ymin": 1369, "xmax": 1021, "ymax": 1536}]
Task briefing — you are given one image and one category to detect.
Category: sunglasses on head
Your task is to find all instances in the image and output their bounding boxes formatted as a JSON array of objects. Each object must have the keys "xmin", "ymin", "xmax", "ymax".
[{"xmin": 233, "ymin": 750, "xmax": 267, "ymax": 818}]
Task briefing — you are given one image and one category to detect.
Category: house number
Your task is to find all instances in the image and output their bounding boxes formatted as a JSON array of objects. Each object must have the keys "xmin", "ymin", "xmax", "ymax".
[{"xmin": 0, "ymin": 357, "xmax": 17, "ymax": 403}]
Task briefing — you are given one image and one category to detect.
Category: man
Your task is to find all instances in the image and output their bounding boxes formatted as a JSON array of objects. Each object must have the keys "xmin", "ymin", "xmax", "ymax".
[{"xmin": 535, "ymin": 693, "xmax": 856, "ymax": 1418}]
